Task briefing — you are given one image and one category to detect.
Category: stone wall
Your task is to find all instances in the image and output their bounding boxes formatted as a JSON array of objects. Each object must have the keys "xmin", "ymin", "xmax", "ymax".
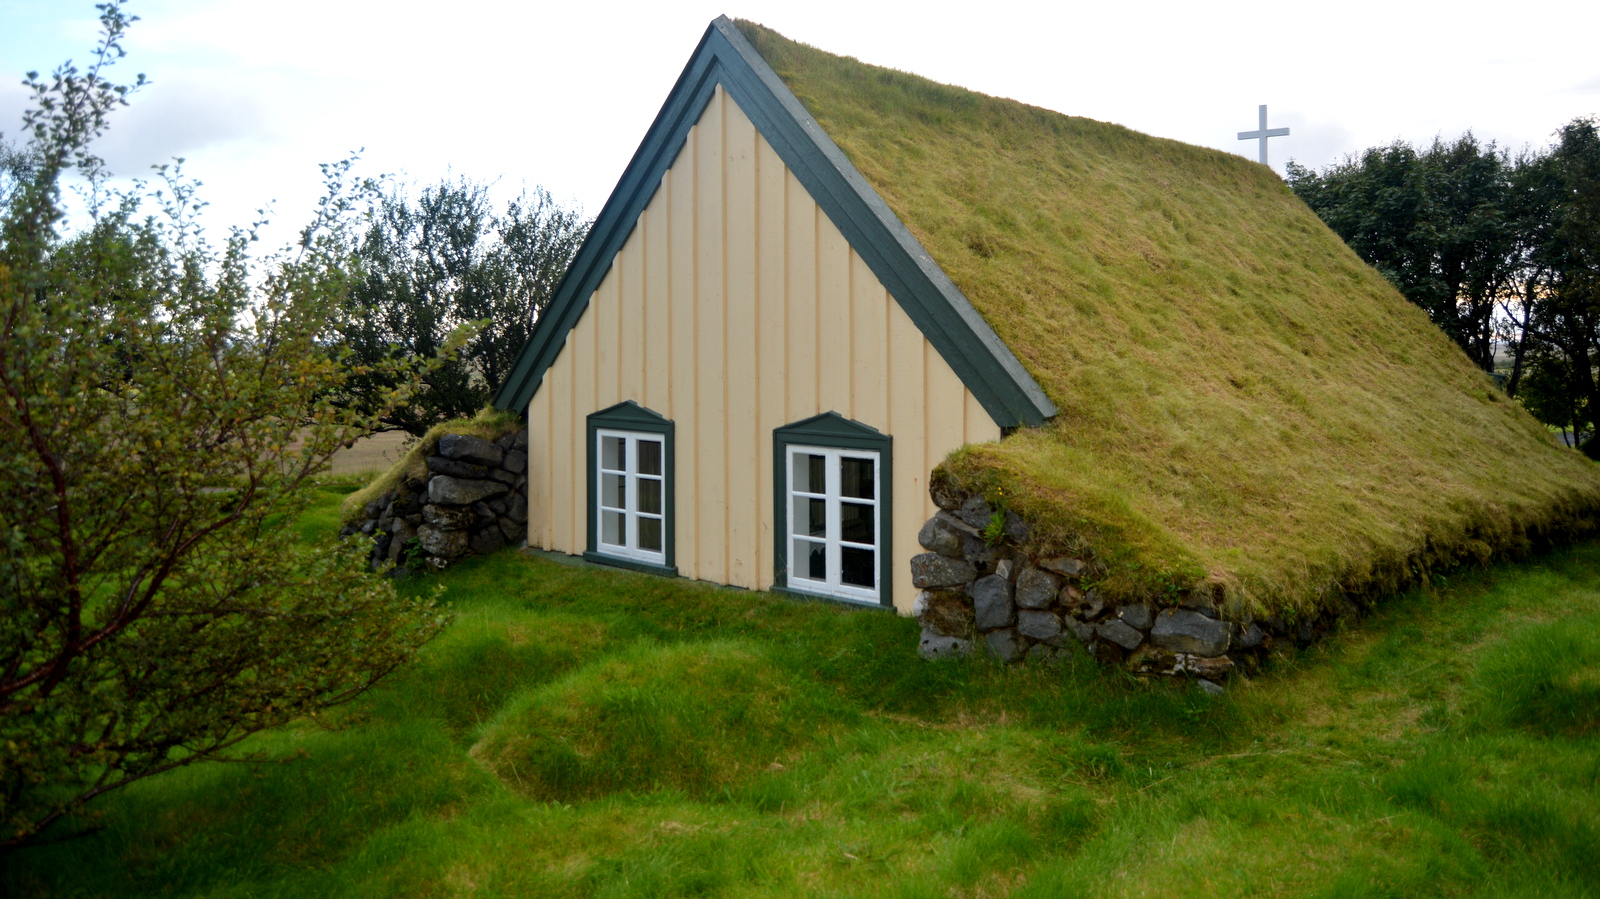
[
  {"xmin": 912, "ymin": 486, "xmax": 1291, "ymax": 693},
  {"xmin": 340, "ymin": 430, "xmax": 528, "ymax": 573}
]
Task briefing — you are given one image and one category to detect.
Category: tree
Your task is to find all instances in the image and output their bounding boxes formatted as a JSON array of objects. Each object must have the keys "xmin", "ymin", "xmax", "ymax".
[
  {"xmin": 0, "ymin": 3, "xmax": 452, "ymax": 851},
  {"xmin": 332, "ymin": 177, "xmax": 588, "ymax": 437},
  {"xmin": 1287, "ymin": 134, "xmax": 1518, "ymax": 372},
  {"xmin": 1518, "ymin": 118, "xmax": 1600, "ymax": 453}
]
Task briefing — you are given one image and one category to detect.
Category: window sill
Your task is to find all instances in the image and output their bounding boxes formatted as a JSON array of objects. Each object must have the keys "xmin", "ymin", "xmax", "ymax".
[
  {"xmin": 581, "ymin": 551, "xmax": 679, "ymax": 579},
  {"xmin": 770, "ymin": 585, "xmax": 893, "ymax": 612}
]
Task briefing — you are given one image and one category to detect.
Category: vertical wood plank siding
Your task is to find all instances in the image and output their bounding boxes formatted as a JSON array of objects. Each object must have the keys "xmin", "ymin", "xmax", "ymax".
[{"xmin": 527, "ymin": 87, "xmax": 1001, "ymax": 612}]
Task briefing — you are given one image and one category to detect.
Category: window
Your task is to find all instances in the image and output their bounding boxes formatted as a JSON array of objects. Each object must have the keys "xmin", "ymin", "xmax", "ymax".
[
  {"xmin": 586, "ymin": 402, "xmax": 676, "ymax": 576},
  {"xmin": 772, "ymin": 413, "xmax": 893, "ymax": 606},
  {"xmin": 595, "ymin": 430, "xmax": 665, "ymax": 563}
]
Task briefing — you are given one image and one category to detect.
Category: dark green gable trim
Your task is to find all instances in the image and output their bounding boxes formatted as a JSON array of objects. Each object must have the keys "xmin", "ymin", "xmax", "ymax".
[
  {"xmin": 493, "ymin": 16, "xmax": 1055, "ymax": 428},
  {"xmin": 772, "ymin": 412, "xmax": 893, "ymax": 609},
  {"xmin": 583, "ymin": 401, "xmax": 677, "ymax": 578}
]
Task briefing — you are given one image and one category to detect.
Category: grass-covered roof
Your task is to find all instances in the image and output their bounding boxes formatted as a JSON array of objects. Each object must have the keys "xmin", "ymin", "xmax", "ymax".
[{"xmin": 736, "ymin": 20, "xmax": 1600, "ymax": 617}]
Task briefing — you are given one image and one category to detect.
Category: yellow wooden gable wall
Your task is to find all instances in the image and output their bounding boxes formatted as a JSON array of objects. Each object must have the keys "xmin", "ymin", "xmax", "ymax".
[{"xmin": 524, "ymin": 85, "xmax": 1000, "ymax": 613}]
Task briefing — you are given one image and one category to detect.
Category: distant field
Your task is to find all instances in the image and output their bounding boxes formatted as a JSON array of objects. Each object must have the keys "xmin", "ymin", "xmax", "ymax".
[
  {"xmin": 8, "ymin": 485, "xmax": 1599, "ymax": 897},
  {"xmin": 327, "ymin": 430, "xmax": 411, "ymax": 477}
]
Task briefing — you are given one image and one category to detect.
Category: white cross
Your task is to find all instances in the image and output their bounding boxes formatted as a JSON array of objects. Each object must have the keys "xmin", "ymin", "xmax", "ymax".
[{"xmin": 1237, "ymin": 104, "xmax": 1289, "ymax": 165}]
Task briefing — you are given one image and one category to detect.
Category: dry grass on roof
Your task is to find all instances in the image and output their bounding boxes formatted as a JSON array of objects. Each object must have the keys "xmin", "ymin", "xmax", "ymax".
[{"xmin": 737, "ymin": 20, "xmax": 1600, "ymax": 618}]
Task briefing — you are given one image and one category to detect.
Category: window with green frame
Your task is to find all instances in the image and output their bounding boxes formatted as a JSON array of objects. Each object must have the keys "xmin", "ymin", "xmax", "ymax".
[
  {"xmin": 772, "ymin": 413, "xmax": 893, "ymax": 607},
  {"xmin": 585, "ymin": 401, "xmax": 677, "ymax": 577}
]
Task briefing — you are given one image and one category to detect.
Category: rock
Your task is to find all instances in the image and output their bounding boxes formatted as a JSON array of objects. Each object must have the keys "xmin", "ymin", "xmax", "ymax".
[
  {"xmin": 1096, "ymin": 619, "xmax": 1144, "ymax": 651},
  {"xmin": 1039, "ymin": 557, "xmax": 1087, "ymax": 578},
  {"xmin": 994, "ymin": 558, "xmax": 1014, "ymax": 581},
  {"xmin": 422, "ymin": 504, "xmax": 476, "ymax": 530},
  {"xmin": 936, "ymin": 510, "xmax": 980, "ymax": 536},
  {"xmin": 918, "ymin": 627, "xmax": 973, "ymax": 660},
  {"xmin": 417, "ymin": 524, "xmax": 469, "ymax": 559},
  {"xmin": 970, "ymin": 575, "xmax": 1016, "ymax": 630},
  {"xmin": 436, "ymin": 434, "xmax": 504, "ymax": 468},
  {"xmin": 982, "ymin": 628, "xmax": 1023, "ymax": 664},
  {"xmin": 471, "ymin": 501, "xmax": 498, "ymax": 526},
  {"xmin": 505, "ymin": 497, "xmax": 528, "ymax": 524},
  {"xmin": 1125, "ymin": 646, "xmax": 1180, "ymax": 675},
  {"xmin": 1175, "ymin": 653, "xmax": 1235, "ymax": 679},
  {"xmin": 497, "ymin": 516, "xmax": 523, "ymax": 542},
  {"xmin": 510, "ymin": 428, "xmax": 529, "ymax": 451},
  {"xmin": 1296, "ymin": 621, "xmax": 1317, "ymax": 646},
  {"xmin": 1091, "ymin": 640, "xmax": 1126, "ymax": 666},
  {"xmin": 962, "ymin": 535, "xmax": 999, "ymax": 569},
  {"xmin": 1179, "ymin": 590, "xmax": 1220, "ymax": 618},
  {"xmin": 1026, "ymin": 643, "xmax": 1065, "ymax": 668},
  {"xmin": 929, "ymin": 476, "xmax": 968, "ymax": 512},
  {"xmin": 1063, "ymin": 618, "xmax": 1096, "ymax": 645},
  {"xmin": 1233, "ymin": 622, "xmax": 1265, "ymax": 650},
  {"xmin": 487, "ymin": 495, "xmax": 510, "ymax": 515},
  {"xmin": 428, "ymin": 475, "xmax": 509, "ymax": 506},
  {"xmin": 364, "ymin": 499, "xmax": 384, "ymax": 520},
  {"xmin": 495, "ymin": 433, "xmax": 517, "ymax": 450},
  {"xmin": 426, "ymin": 455, "xmax": 492, "ymax": 479},
  {"xmin": 502, "ymin": 449, "xmax": 528, "ymax": 474},
  {"xmin": 1197, "ymin": 679, "xmax": 1226, "ymax": 697},
  {"xmin": 915, "ymin": 589, "xmax": 974, "ymax": 637},
  {"xmin": 403, "ymin": 513, "xmax": 423, "ymax": 526},
  {"xmin": 1014, "ymin": 568, "xmax": 1061, "ymax": 609},
  {"xmin": 1017, "ymin": 609, "xmax": 1062, "ymax": 641},
  {"xmin": 370, "ymin": 532, "xmax": 392, "ymax": 563},
  {"xmin": 917, "ymin": 515, "xmax": 966, "ymax": 558},
  {"xmin": 376, "ymin": 503, "xmax": 395, "ymax": 533},
  {"xmin": 1117, "ymin": 603, "xmax": 1154, "ymax": 631},
  {"xmin": 359, "ymin": 519, "xmax": 377, "ymax": 536},
  {"xmin": 393, "ymin": 489, "xmax": 425, "ymax": 517},
  {"xmin": 910, "ymin": 553, "xmax": 977, "ymax": 589},
  {"xmin": 469, "ymin": 526, "xmax": 507, "ymax": 556},
  {"xmin": 388, "ymin": 520, "xmax": 417, "ymax": 563},
  {"xmin": 1004, "ymin": 511, "xmax": 1029, "ymax": 543},
  {"xmin": 958, "ymin": 495, "xmax": 994, "ymax": 530},
  {"xmin": 1070, "ymin": 589, "xmax": 1107, "ymax": 622},
  {"xmin": 490, "ymin": 468, "xmax": 521, "ymax": 485},
  {"xmin": 1150, "ymin": 609, "xmax": 1231, "ymax": 656}
]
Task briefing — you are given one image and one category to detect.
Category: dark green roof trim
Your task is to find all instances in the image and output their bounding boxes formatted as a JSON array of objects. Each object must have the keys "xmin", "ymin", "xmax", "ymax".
[{"xmin": 493, "ymin": 16, "xmax": 1055, "ymax": 428}]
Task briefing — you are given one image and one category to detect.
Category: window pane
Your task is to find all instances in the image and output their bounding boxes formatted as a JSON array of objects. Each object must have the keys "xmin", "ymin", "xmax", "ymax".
[
  {"xmin": 601, "ymin": 435, "xmax": 625, "ymax": 471},
  {"xmin": 840, "ymin": 501, "xmax": 874, "ymax": 545},
  {"xmin": 638, "ymin": 439, "xmax": 662, "ymax": 476},
  {"xmin": 602, "ymin": 473, "xmax": 626, "ymax": 509},
  {"xmin": 841, "ymin": 456, "xmax": 875, "ymax": 500},
  {"xmin": 639, "ymin": 516, "xmax": 662, "ymax": 552},
  {"xmin": 601, "ymin": 510, "xmax": 625, "ymax": 546},
  {"xmin": 638, "ymin": 477, "xmax": 661, "ymax": 515},
  {"xmin": 792, "ymin": 497, "xmax": 827, "ymax": 538},
  {"xmin": 805, "ymin": 540, "xmax": 827, "ymax": 580},
  {"xmin": 792, "ymin": 452, "xmax": 825, "ymax": 494},
  {"xmin": 841, "ymin": 547, "xmax": 875, "ymax": 588}
]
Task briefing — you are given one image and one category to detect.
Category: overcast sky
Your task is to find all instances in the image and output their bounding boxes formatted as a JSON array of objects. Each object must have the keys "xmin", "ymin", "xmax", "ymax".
[{"xmin": 3, "ymin": 0, "xmax": 1597, "ymax": 248}]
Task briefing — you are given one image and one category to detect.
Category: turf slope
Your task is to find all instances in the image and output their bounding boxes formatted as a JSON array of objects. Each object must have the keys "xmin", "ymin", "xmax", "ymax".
[{"xmin": 738, "ymin": 21, "xmax": 1600, "ymax": 617}]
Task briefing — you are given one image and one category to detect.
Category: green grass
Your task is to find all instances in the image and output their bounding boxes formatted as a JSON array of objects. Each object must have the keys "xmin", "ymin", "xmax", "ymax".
[
  {"xmin": 736, "ymin": 21, "xmax": 1600, "ymax": 619},
  {"xmin": 7, "ymin": 489, "xmax": 1600, "ymax": 897}
]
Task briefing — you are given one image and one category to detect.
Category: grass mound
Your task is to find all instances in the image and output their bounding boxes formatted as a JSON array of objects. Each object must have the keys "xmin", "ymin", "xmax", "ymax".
[
  {"xmin": 9, "ymin": 490, "xmax": 1600, "ymax": 897},
  {"xmin": 338, "ymin": 407, "xmax": 521, "ymax": 523},
  {"xmin": 471, "ymin": 640, "xmax": 857, "ymax": 801},
  {"xmin": 736, "ymin": 21, "xmax": 1600, "ymax": 618}
]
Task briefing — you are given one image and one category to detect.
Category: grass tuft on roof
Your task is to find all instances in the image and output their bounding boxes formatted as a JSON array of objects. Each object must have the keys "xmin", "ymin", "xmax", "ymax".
[{"xmin": 737, "ymin": 20, "xmax": 1600, "ymax": 619}]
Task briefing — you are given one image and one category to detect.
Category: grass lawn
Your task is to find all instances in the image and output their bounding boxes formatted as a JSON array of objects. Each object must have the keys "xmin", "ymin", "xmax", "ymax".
[{"xmin": 8, "ymin": 483, "xmax": 1600, "ymax": 897}]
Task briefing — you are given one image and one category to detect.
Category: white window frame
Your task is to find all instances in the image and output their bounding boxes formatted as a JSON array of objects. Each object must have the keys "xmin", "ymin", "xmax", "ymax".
[
  {"xmin": 594, "ymin": 428, "xmax": 667, "ymax": 566},
  {"xmin": 785, "ymin": 445, "xmax": 881, "ymax": 604}
]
